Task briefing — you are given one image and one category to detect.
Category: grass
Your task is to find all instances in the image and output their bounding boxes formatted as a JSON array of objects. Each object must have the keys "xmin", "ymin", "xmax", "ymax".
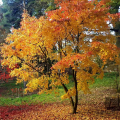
[
  {"xmin": 0, "ymin": 93, "xmax": 59, "ymax": 106},
  {"xmin": 0, "ymin": 72, "xmax": 119, "ymax": 106}
]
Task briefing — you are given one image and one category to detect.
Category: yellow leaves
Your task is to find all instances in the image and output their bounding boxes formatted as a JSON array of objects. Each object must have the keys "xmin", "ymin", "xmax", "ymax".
[
  {"xmin": 1, "ymin": 59, "xmax": 9, "ymax": 66},
  {"xmin": 77, "ymin": 80, "xmax": 91, "ymax": 94},
  {"xmin": 15, "ymin": 43, "xmax": 21, "ymax": 50},
  {"xmin": 61, "ymin": 95, "xmax": 66, "ymax": 100},
  {"xmin": 90, "ymin": 42, "xmax": 120, "ymax": 65},
  {"xmin": 10, "ymin": 68, "xmax": 19, "ymax": 77},
  {"xmin": 16, "ymin": 78, "xmax": 23, "ymax": 84},
  {"xmin": 12, "ymin": 56, "xmax": 21, "ymax": 63},
  {"xmin": 60, "ymin": 73, "xmax": 69, "ymax": 85},
  {"xmin": 98, "ymin": 71, "xmax": 104, "ymax": 80},
  {"xmin": 5, "ymin": 33, "xmax": 14, "ymax": 43},
  {"xmin": 61, "ymin": 87, "xmax": 76, "ymax": 99},
  {"xmin": 76, "ymin": 62, "xmax": 104, "ymax": 94},
  {"xmin": 4, "ymin": 56, "xmax": 20, "ymax": 69},
  {"xmin": 25, "ymin": 78, "xmax": 42, "ymax": 94}
]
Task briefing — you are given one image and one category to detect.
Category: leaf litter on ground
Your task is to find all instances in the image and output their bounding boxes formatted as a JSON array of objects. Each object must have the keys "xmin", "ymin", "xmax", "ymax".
[{"xmin": 0, "ymin": 86, "xmax": 120, "ymax": 119}]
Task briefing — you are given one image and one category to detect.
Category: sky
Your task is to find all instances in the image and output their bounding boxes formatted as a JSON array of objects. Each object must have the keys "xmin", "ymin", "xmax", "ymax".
[{"xmin": 0, "ymin": 0, "xmax": 3, "ymax": 5}]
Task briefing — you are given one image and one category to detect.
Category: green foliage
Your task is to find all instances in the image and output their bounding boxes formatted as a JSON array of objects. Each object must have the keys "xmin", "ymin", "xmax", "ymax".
[
  {"xmin": 109, "ymin": 0, "xmax": 120, "ymax": 14},
  {"xmin": 0, "ymin": 0, "xmax": 23, "ymax": 30},
  {"xmin": 0, "ymin": 0, "xmax": 57, "ymax": 33},
  {"xmin": 108, "ymin": 0, "xmax": 120, "ymax": 36}
]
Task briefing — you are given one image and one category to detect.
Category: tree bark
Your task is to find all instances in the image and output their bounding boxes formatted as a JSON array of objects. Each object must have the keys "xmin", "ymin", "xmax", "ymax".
[
  {"xmin": 72, "ymin": 69, "xmax": 78, "ymax": 114},
  {"xmin": 59, "ymin": 72, "xmax": 76, "ymax": 113},
  {"xmin": 116, "ymin": 30, "xmax": 120, "ymax": 90},
  {"xmin": 61, "ymin": 83, "xmax": 75, "ymax": 113}
]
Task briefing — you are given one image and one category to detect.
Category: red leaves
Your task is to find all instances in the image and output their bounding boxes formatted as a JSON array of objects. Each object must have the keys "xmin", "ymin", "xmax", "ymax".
[
  {"xmin": 51, "ymin": 52, "xmax": 93, "ymax": 70},
  {"xmin": 0, "ymin": 72, "xmax": 12, "ymax": 81},
  {"xmin": 0, "ymin": 102, "xmax": 120, "ymax": 119},
  {"xmin": 0, "ymin": 63, "xmax": 19, "ymax": 82},
  {"xmin": 0, "ymin": 104, "xmax": 43, "ymax": 120},
  {"xmin": 11, "ymin": 89, "xmax": 14, "ymax": 92},
  {"xmin": 87, "ymin": 51, "xmax": 93, "ymax": 56},
  {"xmin": 107, "ymin": 12, "xmax": 120, "ymax": 22}
]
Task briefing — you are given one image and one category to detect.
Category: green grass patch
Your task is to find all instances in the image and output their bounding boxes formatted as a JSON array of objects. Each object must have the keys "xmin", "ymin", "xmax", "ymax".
[
  {"xmin": 89, "ymin": 72, "xmax": 118, "ymax": 88},
  {"xmin": 0, "ymin": 90, "xmax": 64, "ymax": 106}
]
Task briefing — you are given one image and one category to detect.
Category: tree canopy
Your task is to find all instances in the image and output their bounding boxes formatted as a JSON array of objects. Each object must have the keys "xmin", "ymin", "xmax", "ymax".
[{"xmin": 1, "ymin": 0, "xmax": 120, "ymax": 114}]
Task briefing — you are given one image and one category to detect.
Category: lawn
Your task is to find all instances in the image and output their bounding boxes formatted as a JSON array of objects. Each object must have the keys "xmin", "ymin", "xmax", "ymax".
[{"xmin": 0, "ymin": 72, "xmax": 120, "ymax": 119}]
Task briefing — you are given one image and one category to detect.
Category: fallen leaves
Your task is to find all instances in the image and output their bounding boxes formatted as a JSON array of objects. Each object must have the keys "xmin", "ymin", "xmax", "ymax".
[{"xmin": 0, "ymin": 101, "xmax": 120, "ymax": 120}]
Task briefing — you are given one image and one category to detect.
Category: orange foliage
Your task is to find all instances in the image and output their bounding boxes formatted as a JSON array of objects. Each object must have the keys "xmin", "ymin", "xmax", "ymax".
[{"xmin": 0, "ymin": 0, "xmax": 120, "ymax": 114}]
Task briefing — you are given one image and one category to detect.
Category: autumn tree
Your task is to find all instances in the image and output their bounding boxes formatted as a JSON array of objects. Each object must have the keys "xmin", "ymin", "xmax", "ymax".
[
  {"xmin": 0, "ymin": 10, "xmax": 53, "ymax": 89},
  {"xmin": 1, "ymin": 0, "xmax": 120, "ymax": 114},
  {"xmin": 43, "ymin": 0, "xmax": 120, "ymax": 113}
]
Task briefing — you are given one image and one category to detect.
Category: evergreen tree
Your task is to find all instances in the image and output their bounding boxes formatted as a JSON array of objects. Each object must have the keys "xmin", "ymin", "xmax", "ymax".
[
  {"xmin": 0, "ymin": 0, "xmax": 57, "ymax": 32},
  {"xmin": 109, "ymin": 0, "xmax": 120, "ymax": 47}
]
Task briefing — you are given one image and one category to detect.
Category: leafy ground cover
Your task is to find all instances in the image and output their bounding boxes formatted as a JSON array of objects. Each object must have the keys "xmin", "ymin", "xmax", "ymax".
[
  {"xmin": 1, "ymin": 101, "xmax": 120, "ymax": 120},
  {"xmin": 0, "ymin": 72, "xmax": 120, "ymax": 119}
]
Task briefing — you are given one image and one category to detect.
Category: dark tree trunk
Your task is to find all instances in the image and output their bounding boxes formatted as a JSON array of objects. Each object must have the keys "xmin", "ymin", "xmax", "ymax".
[
  {"xmin": 60, "ymin": 68, "xmax": 78, "ymax": 114},
  {"xmin": 72, "ymin": 69, "xmax": 78, "ymax": 114},
  {"xmin": 116, "ymin": 29, "xmax": 120, "ymax": 90}
]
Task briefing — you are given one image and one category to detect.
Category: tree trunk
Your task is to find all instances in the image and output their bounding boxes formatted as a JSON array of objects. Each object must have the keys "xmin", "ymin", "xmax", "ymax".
[
  {"xmin": 118, "ymin": 61, "xmax": 120, "ymax": 89},
  {"xmin": 73, "ymin": 87, "xmax": 78, "ymax": 113},
  {"xmin": 72, "ymin": 70, "xmax": 78, "ymax": 114},
  {"xmin": 71, "ymin": 91, "xmax": 78, "ymax": 114},
  {"xmin": 61, "ymin": 78, "xmax": 78, "ymax": 114},
  {"xmin": 116, "ymin": 30, "xmax": 120, "ymax": 90},
  {"xmin": 61, "ymin": 68, "xmax": 78, "ymax": 114}
]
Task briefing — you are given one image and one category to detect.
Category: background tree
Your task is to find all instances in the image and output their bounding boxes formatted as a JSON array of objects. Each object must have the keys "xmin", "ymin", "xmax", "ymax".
[
  {"xmin": 0, "ymin": 0, "xmax": 57, "ymax": 33},
  {"xmin": 107, "ymin": 0, "xmax": 120, "ymax": 90},
  {"xmin": 0, "ymin": 5, "xmax": 8, "ymax": 43},
  {"xmin": 0, "ymin": 0, "xmax": 57, "ymax": 88},
  {"xmin": 0, "ymin": 10, "xmax": 53, "ymax": 89},
  {"xmin": 1, "ymin": 0, "xmax": 120, "ymax": 114},
  {"xmin": 108, "ymin": 0, "xmax": 120, "ymax": 47}
]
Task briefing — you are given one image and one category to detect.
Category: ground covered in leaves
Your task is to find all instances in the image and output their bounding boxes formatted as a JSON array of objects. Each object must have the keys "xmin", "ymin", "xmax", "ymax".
[
  {"xmin": 0, "ymin": 102, "xmax": 120, "ymax": 120},
  {"xmin": 0, "ymin": 86, "xmax": 120, "ymax": 119}
]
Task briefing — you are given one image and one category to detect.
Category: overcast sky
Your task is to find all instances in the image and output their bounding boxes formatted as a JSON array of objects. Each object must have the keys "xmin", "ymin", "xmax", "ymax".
[{"xmin": 0, "ymin": 0, "xmax": 2, "ymax": 5}]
